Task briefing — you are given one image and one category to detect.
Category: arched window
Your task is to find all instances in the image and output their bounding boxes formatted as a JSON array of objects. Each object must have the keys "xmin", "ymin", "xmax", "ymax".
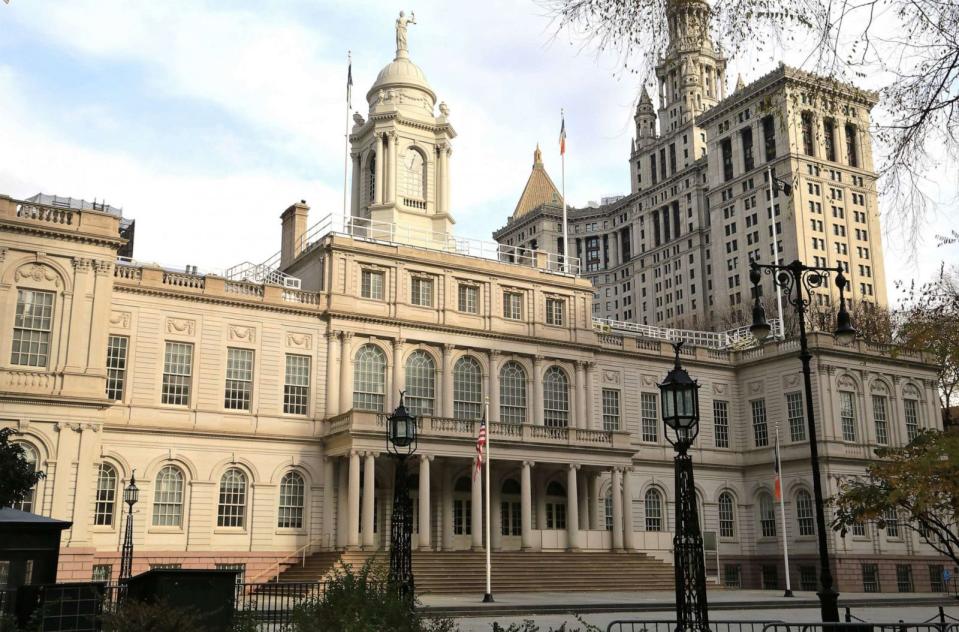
[
  {"xmin": 367, "ymin": 153, "xmax": 377, "ymax": 204},
  {"xmin": 217, "ymin": 468, "xmax": 247, "ymax": 528},
  {"xmin": 94, "ymin": 464, "xmax": 117, "ymax": 526},
  {"xmin": 153, "ymin": 465, "xmax": 185, "ymax": 527},
  {"xmin": 543, "ymin": 366, "xmax": 569, "ymax": 427},
  {"xmin": 499, "ymin": 361, "xmax": 527, "ymax": 424},
  {"xmin": 718, "ymin": 492, "xmax": 736, "ymax": 538},
  {"xmin": 405, "ymin": 351, "xmax": 435, "ymax": 416},
  {"xmin": 759, "ymin": 492, "xmax": 776, "ymax": 537},
  {"xmin": 403, "ymin": 149, "xmax": 426, "ymax": 200},
  {"xmin": 545, "ymin": 481, "xmax": 566, "ymax": 529},
  {"xmin": 796, "ymin": 489, "xmax": 815, "ymax": 536},
  {"xmin": 14, "ymin": 443, "xmax": 38, "ymax": 513},
  {"xmin": 501, "ymin": 479, "xmax": 520, "ymax": 536},
  {"xmin": 453, "ymin": 356, "xmax": 482, "ymax": 420},
  {"xmin": 645, "ymin": 488, "xmax": 664, "ymax": 532},
  {"xmin": 278, "ymin": 472, "xmax": 305, "ymax": 529},
  {"xmin": 353, "ymin": 344, "xmax": 387, "ymax": 411}
]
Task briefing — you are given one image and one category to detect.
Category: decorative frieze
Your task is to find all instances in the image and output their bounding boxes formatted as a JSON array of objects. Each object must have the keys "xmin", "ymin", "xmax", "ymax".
[
  {"xmin": 165, "ymin": 317, "xmax": 196, "ymax": 336},
  {"xmin": 287, "ymin": 332, "xmax": 314, "ymax": 350},
  {"xmin": 228, "ymin": 325, "xmax": 256, "ymax": 344},
  {"xmin": 109, "ymin": 311, "xmax": 132, "ymax": 330},
  {"xmin": 16, "ymin": 263, "xmax": 62, "ymax": 288}
]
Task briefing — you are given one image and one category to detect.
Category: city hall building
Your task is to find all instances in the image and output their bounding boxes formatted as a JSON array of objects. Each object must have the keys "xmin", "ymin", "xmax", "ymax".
[{"xmin": 0, "ymin": 3, "xmax": 947, "ymax": 594}]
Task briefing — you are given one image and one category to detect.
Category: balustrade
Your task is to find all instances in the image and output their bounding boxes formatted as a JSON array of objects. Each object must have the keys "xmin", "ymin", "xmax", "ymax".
[
  {"xmin": 162, "ymin": 271, "xmax": 205, "ymax": 289},
  {"xmin": 16, "ymin": 202, "xmax": 73, "ymax": 225}
]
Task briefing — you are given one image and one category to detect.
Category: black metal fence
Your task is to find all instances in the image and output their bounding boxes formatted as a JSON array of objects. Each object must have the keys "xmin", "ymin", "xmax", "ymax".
[
  {"xmin": 606, "ymin": 619, "xmax": 959, "ymax": 632},
  {"xmin": 763, "ymin": 624, "xmax": 955, "ymax": 632},
  {"xmin": 606, "ymin": 620, "xmax": 783, "ymax": 632},
  {"xmin": 234, "ymin": 581, "xmax": 323, "ymax": 631}
]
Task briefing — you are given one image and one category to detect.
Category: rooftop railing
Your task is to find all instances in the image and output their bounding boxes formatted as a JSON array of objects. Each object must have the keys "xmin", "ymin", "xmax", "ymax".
[{"xmin": 591, "ymin": 317, "xmax": 783, "ymax": 351}]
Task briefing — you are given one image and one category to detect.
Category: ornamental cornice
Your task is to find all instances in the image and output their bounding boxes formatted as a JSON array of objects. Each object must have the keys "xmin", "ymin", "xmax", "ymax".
[
  {"xmin": 0, "ymin": 219, "xmax": 127, "ymax": 249},
  {"xmin": 112, "ymin": 283, "xmax": 323, "ymax": 317}
]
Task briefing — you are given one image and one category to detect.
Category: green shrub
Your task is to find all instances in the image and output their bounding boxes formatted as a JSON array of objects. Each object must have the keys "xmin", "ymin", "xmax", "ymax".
[{"xmin": 100, "ymin": 598, "xmax": 208, "ymax": 632}]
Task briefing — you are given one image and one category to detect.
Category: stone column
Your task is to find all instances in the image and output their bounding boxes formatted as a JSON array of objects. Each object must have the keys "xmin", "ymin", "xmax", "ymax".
[
  {"xmin": 323, "ymin": 457, "xmax": 336, "ymax": 549},
  {"xmin": 67, "ymin": 425, "xmax": 97, "ymax": 546},
  {"xmin": 326, "ymin": 332, "xmax": 340, "ymax": 417},
  {"xmin": 434, "ymin": 146, "xmax": 443, "ymax": 213},
  {"xmin": 337, "ymin": 457, "xmax": 348, "ymax": 548},
  {"xmin": 361, "ymin": 453, "xmax": 376, "ymax": 549},
  {"xmin": 387, "ymin": 132, "xmax": 397, "ymax": 204},
  {"xmin": 521, "ymin": 461, "xmax": 533, "ymax": 550},
  {"xmin": 348, "ymin": 451, "xmax": 361, "ymax": 549},
  {"xmin": 418, "ymin": 454, "xmax": 431, "ymax": 549},
  {"xmin": 622, "ymin": 467, "xmax": 636, "ymax": 550},
  {"xmin": 574, "ymin": 361, "xmax": 587, "ymax": 430},
  {"xmin": 442, "ymin": 344, "xmax": 454, "ymax": 418},
  {"xmin": 441, "ymin": 463, "xmax": 454, "ymax": 551},
  {"xmin": 392, "ymin": 338, "xmax": 405, "ymax": 409},
  {"xmin": 471, "ymin": 458, "xmax": 483, "ymax": 549},
  {"xmin": 611, "ymin": 468, "xmax": 624, "ymax": 551},
  {"xmin": 339, "ymin": 333, "xmax": 353, "ymax": 413},
  {"xmin": 374, "ymin": 135, "xmax": 384, "ymax": 205},
  {"xmin": 532, "ymin": 356, "xmax": 545, "ymax": 425},
  {"xmin": 351, "ymin": 152, "xmax": 361, "ymax": 215},
  {"xmin": 567, "ymin": 464, "xmax": 581, "ymax": 550},
  {"xmin": 578, "ymin": 470, "xmax": 589, "ymax": 532},
  {"xmin": 585, "ymin": 363, "xmax": 596, "ymax": 430},
  {"xmin": 440, "ymin": 146, "xmax": 450, "ymax": 214},
  {"xmin": 489, "ymin": 350, "xmax": 501, "ymax": 421},
  {"xmin": 588, "ymin": 473, "xmax": 601, "ymax": 531}
]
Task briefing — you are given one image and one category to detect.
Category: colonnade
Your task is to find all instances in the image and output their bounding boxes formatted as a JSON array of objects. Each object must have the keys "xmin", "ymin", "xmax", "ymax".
[{"xmin": 349, "ymin": 133, "xmax": 451, "ymax": 215}]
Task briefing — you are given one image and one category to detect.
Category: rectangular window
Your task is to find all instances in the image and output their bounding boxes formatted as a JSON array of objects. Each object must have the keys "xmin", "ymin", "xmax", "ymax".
[
  {"xmin": 283, "ymin": 354, "xmax": 310, "ymax": 415},
  {"xmin": 162, "ymin": 341, "xmax": 193, "ymax": 406},
  {"xmin": 458, "ymin": 284, "xmax": 478, "ymax": 314},
  {"xmin": 225, "ymin": 348, "xmax": 254, "ymax": 410},
  {"xmin": 713, "ymin": 400, "xmax": 729, "ymax": 448},
  {"xmin": 862, "ymin": 563, "xmax": 880, "ymax": 592},
  {"xmin": 106, "ymin": 335, "xmax": 129, "ymax": 401},
  {"xmin": 762, "ymin": 116, "xmax": 776, "ymax": 161},
  {"xmin": 896, "ymin": 564, "xmax": 914, "ymax": 592},
  {"xmin": 503, "ymin": 292, "xmax": 523, "ymax": 320},
  {"xmin": 11, "ymin": 289, "xmax": 54, "ymax": 367},
  {"xmin": 845, "ymin": 124, "xmax": 859, "ymax": 167},
  {"xmin": 839, "ymin": 391, "xmax": 857, "ymax": 441},
  {"xmin": 641, "ymin": 393, "xmax": 659, "ymax": 443},
  {"xmin": 929, "ymin": 565, "xmax": 945, "ymax": 592},
  {"xmin": 721, "ymin": 138, "xmax": 733, "ymax": 181},
  {"xmin": 545, "ymin": 298, "xmax": 566, "ymax": 326},
  {"xmin": 751, "ymin": 399, "xmax": 769, "ymax": 447},
  {"xmin": 741, "ymin": 127, "xmax": 754, "ymax": 171},
  {"xmin": 872, "ymin": 395, "xmax": 889, "ymax": 445},
  {"xmin": 885, "ymin": 508, "xmax": 900, "ymax": 538},
  {"xmin": 761, "ymin": 565, "xmax": 779, "ymax": 590},
  {"xmin": 602, "ymin": 389, "xmax": 620, "ymax": 431},
  {"xmin": 824, "ymin": 118, "xmax": 836, "ymax": 162},
  {"xmin": 904, "ymin": 399, "xmax": 920, "ymax": 442},
  {"xmin": 799, "ymin": 565, "xmax": 818, "ymax": 592},
  {"xmin": 786, "ymin": 392, "xmax": 805, "ymax": 441},
  {"xmin": 360, "ymin": 269, "xmax": 384, "ymax": 300},
  {"xmin": 92, "ymin": 564, "xmax": 112, "ymax": 583},
  {"xmin": 851, "ymin": 521, "xmax": 866, "ymax": 537},
  {"xmin": 723, "ymin": 564, "xmax": 742, "ymax": 589},
  {"xmin": 411, "ymin": 277, "xmax": 433, "ymax": 307},
  {"xmin": 801, "ymin": 112, "xmax": 815, "ymax": 156},
  {"xmin": 215, "ymin": 563, "xmax": 246, "ymax": 585}
]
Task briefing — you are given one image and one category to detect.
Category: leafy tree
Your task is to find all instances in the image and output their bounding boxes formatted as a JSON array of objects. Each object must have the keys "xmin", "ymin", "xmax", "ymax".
[
  {"xmin": 0, "ymin": 428, "xmax": 44, "ymax": 509},
  {"xmin": 831, "ymin": 429, "xmax": 959, "ymax": 567}
]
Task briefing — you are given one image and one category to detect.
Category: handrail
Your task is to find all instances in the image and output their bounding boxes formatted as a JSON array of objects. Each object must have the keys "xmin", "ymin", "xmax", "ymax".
[
  {"xmin": 247, "ymin": 538, "xmax": 325, "ymax": 584},
  {"xmin": 591, "ymin": 317, "xmax": 783, "ymax": 351}
]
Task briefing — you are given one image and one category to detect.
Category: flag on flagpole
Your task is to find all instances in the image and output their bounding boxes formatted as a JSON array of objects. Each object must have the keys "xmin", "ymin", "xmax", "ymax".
[
  {"xmin": 473, "ymin": 411, "xmax": 487, "ymax": 481},
  {"xmin": 346, "ymin": 51, "xmax": 353, "ymax": 109},
  {"xmin": 773, "ymin": 433, "xmax": 782, "ymax": 501},
  {"xmin": 559, "ymin": 112, "xmax": 567, "ymax": 156}
]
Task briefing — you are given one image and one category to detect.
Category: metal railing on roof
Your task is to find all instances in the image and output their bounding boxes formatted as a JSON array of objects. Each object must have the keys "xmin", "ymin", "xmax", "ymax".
[{"xmin": 591, "ymin": 317, "xmax": 783, "ymax": 351}]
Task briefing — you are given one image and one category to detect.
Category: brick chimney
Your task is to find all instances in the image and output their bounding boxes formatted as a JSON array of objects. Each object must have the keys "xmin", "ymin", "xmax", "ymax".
[{"xmin": 280, "ymin": 200, "xmax": 310, "ymax": 268}]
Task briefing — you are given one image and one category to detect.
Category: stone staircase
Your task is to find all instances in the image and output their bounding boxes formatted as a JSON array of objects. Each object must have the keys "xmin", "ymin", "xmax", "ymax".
[{"xmin": 275, "ymin": 549, "xmax": 675, "ymax": 594}]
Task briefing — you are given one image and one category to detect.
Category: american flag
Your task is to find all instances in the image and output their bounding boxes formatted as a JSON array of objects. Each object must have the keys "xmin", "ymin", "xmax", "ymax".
[
  {"xmin": 473, "ymin": 413, "xmax": 487, "ymax": 481},
  {"xmin": 559, "ymin": 110, "xmax": 567, "ymax": 156},
  {"xmin": 773, "ymin": 433, "xmax": 782, "ymax": 501}
]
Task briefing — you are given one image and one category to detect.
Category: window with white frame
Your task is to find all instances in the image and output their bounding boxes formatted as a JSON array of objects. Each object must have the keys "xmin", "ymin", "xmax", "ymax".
[
  {"xmin": 839, "ymin": 391, "xmax": 857, "ymax": 441},
  {"xmin": 277, "ymin": 471, "xmax": 305, "ymax": 529},
  {"xmin": 786, "ymin": 392, "xmax": 805, "ymax": 441},
  {"xmin": 458, "ymin": 284, "xmax": 478, "ymax": 314},
  {"xmin": 872, "ymin": 394, "xmax": 889, "ymax": 445},
  {"xmin": 503, "ymin": 291, "xmax": 523, "ymax": 320},
  {"xmin": 545, "ymin": 298, "xmax": 566, "ymax": 326},
  {"xmin": 884, "ymin": 507, "xmax": 900, "ymax": 537},
  {"xmin": 545, "ymin": 481, "xmax": 566, "ymax": 529},
  {"xmin": 93, "ymin": 463, "xmax": 117, "ymax": 527},
  {"xmin": 106, "ymin": 335, "xmax": 129, "ymax": 401},
  {"xmin": 796, "ymin": 489, "xmax": 815, "ymax": 536},
  {"xmin": 641, "ymin": 393, "xmax": 659, "ymax": 442},
  {"xmin": 904, "ymin": 398, "xmax": 920, "ymax": 442},
  {"xmin": 283, "ymin": 354, "xmax": 310, "ymax": 415},
  {"xmin": 225, "ymin": 348, "xmax": 254, "ymax": 410},
  {"xmin": 851, "ymin": 521, "xmax": 867, "ymax": 537},
  {"xmin": 152, "ymin": 465, "xmax": 185, "ymax": 527},
  {"xmin": 14, "ymin": 443, "xmax": 38, "ymax": 513},
  {"xmin": 543, "ymin": 366, "xmax": 569, "ymax": 427},
  {"xmin": 360, "ymin": 269, "xmax": 385, "ymax": 300},
  {"xmin": 11, "ymin": 289, "xmax": 54, "ymax": 367},
  {"xmin": 162, "ymin": 341, "xmax": 193, "ymax": 406},
  {"xmin": 602, "ymin": 389, "xmax": 620, "ymax": 431},
  {"xmin": 353, "ymin": 344, "xmax": 387, "ymax": 411},
  {"xmin": 713, "ymin": 400, "xmax": 729, "ymax": 448},
  {"xmin": 718, "ymin": 491, "xmax": 735, "ymax": 537},
  {"xmin": 411, "ymin": 276, "xmax": 433, "ymax": 307},
  {"xmin": 404, "ymin": 351, "xmax": 435, "ymax": 416},
  {"xmin": 751, "ymin": 399, "xmax": 769, "ymax": 447},
  {"xmin": 217, "ymin": 468, "xmax": 247, "ymax": 528},
  {"xmin": 91, "ymin": 565, "xmax": 112, "ymax": 583},
  {"xmin": 759, "ymin": 493, "xmax": 776, "ymax": 537},
  {"xmin": 604, "ymin": 492, "xmax": 613, "ymax": 531},
  {"xmin": 644, "ymin": 488, "xmax": 664, "ymax": 531},
  {"xmin": 499, "ymin": 361, "xmax": 527, "ymax": 424},
  {"xmin": 453, "ymin": 356, "xmax": 483, "ymax": 420}
]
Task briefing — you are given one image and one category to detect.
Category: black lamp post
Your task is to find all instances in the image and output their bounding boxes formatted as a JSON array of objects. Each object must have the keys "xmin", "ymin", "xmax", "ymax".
[
  {"xmin": 659, "ymin": 342, "xmax": 709, "ymax": 632},
  {"xmin": 749, "ymin": 258, "xmax": 856, "ymax": 623},
  {"xmin": 386, "ymin": 391, "xmax": 417, "ymax": 603},
  {"xmin": 119, "ymin": 470, "xmax": 139, "ymax": 583}
]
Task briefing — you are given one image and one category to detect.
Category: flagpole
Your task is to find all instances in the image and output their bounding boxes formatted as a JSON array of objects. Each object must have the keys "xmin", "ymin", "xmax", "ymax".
[
  {"xmin": 343, "ymin": 50, "xmax": 352, "ymax": 220},
  {"xmin": 776, "ymin": 423, "xmax": 793, "ymax": 597},
  {"xmin": 560, "ymin": 108, "xmax": 569, "ymax": 273},
  {"xmin": 483, "ymin": 397, "xmax": 493, "ymax": 603}
]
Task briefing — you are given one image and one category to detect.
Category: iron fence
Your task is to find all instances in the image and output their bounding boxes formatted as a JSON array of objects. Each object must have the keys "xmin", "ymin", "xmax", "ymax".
[
  {"xmin": 607, "ymin": 620, "xmax": 783, "ymax": 632},
  {"xmin": 764, "ymin": 623, "xmax": 954, "ymax": 632},
  {"xmin": 234, "ymin": 581, "xmax": 324, "ymax": 631}
]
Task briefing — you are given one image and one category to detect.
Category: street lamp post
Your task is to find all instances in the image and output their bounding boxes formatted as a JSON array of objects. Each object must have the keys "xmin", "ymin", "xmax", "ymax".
[
  {"xmin": 748, "ymin": 258, "xmax": 856, "ymax": 623},
  {"xmin": 386, "ymin": 392, "xmax": 418, "ymax": 604},
  {"xmin": 119, "ymin": 470, "xmax": 139, "ymax": 583},
  {"xmin": 659, "ymin": 342, "xmax": 709, "ymax": 632}
]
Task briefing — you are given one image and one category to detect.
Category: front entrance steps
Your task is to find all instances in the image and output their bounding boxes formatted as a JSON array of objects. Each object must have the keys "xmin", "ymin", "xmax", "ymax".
[{"xmin": 275, "ymin": 549, "xmax": 675, "ymax": 594}]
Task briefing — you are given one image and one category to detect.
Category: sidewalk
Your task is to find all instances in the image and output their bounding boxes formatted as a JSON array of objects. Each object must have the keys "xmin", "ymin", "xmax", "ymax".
[{"xmin": 420, "ymin": 589, "xmax": 958, "ymax": 617}]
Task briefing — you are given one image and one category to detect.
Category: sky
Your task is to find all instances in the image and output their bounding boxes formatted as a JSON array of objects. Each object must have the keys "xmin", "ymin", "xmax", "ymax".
[{"xmin": 1, "ymin": 0, "xmax": 956, "ymax": 304}]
